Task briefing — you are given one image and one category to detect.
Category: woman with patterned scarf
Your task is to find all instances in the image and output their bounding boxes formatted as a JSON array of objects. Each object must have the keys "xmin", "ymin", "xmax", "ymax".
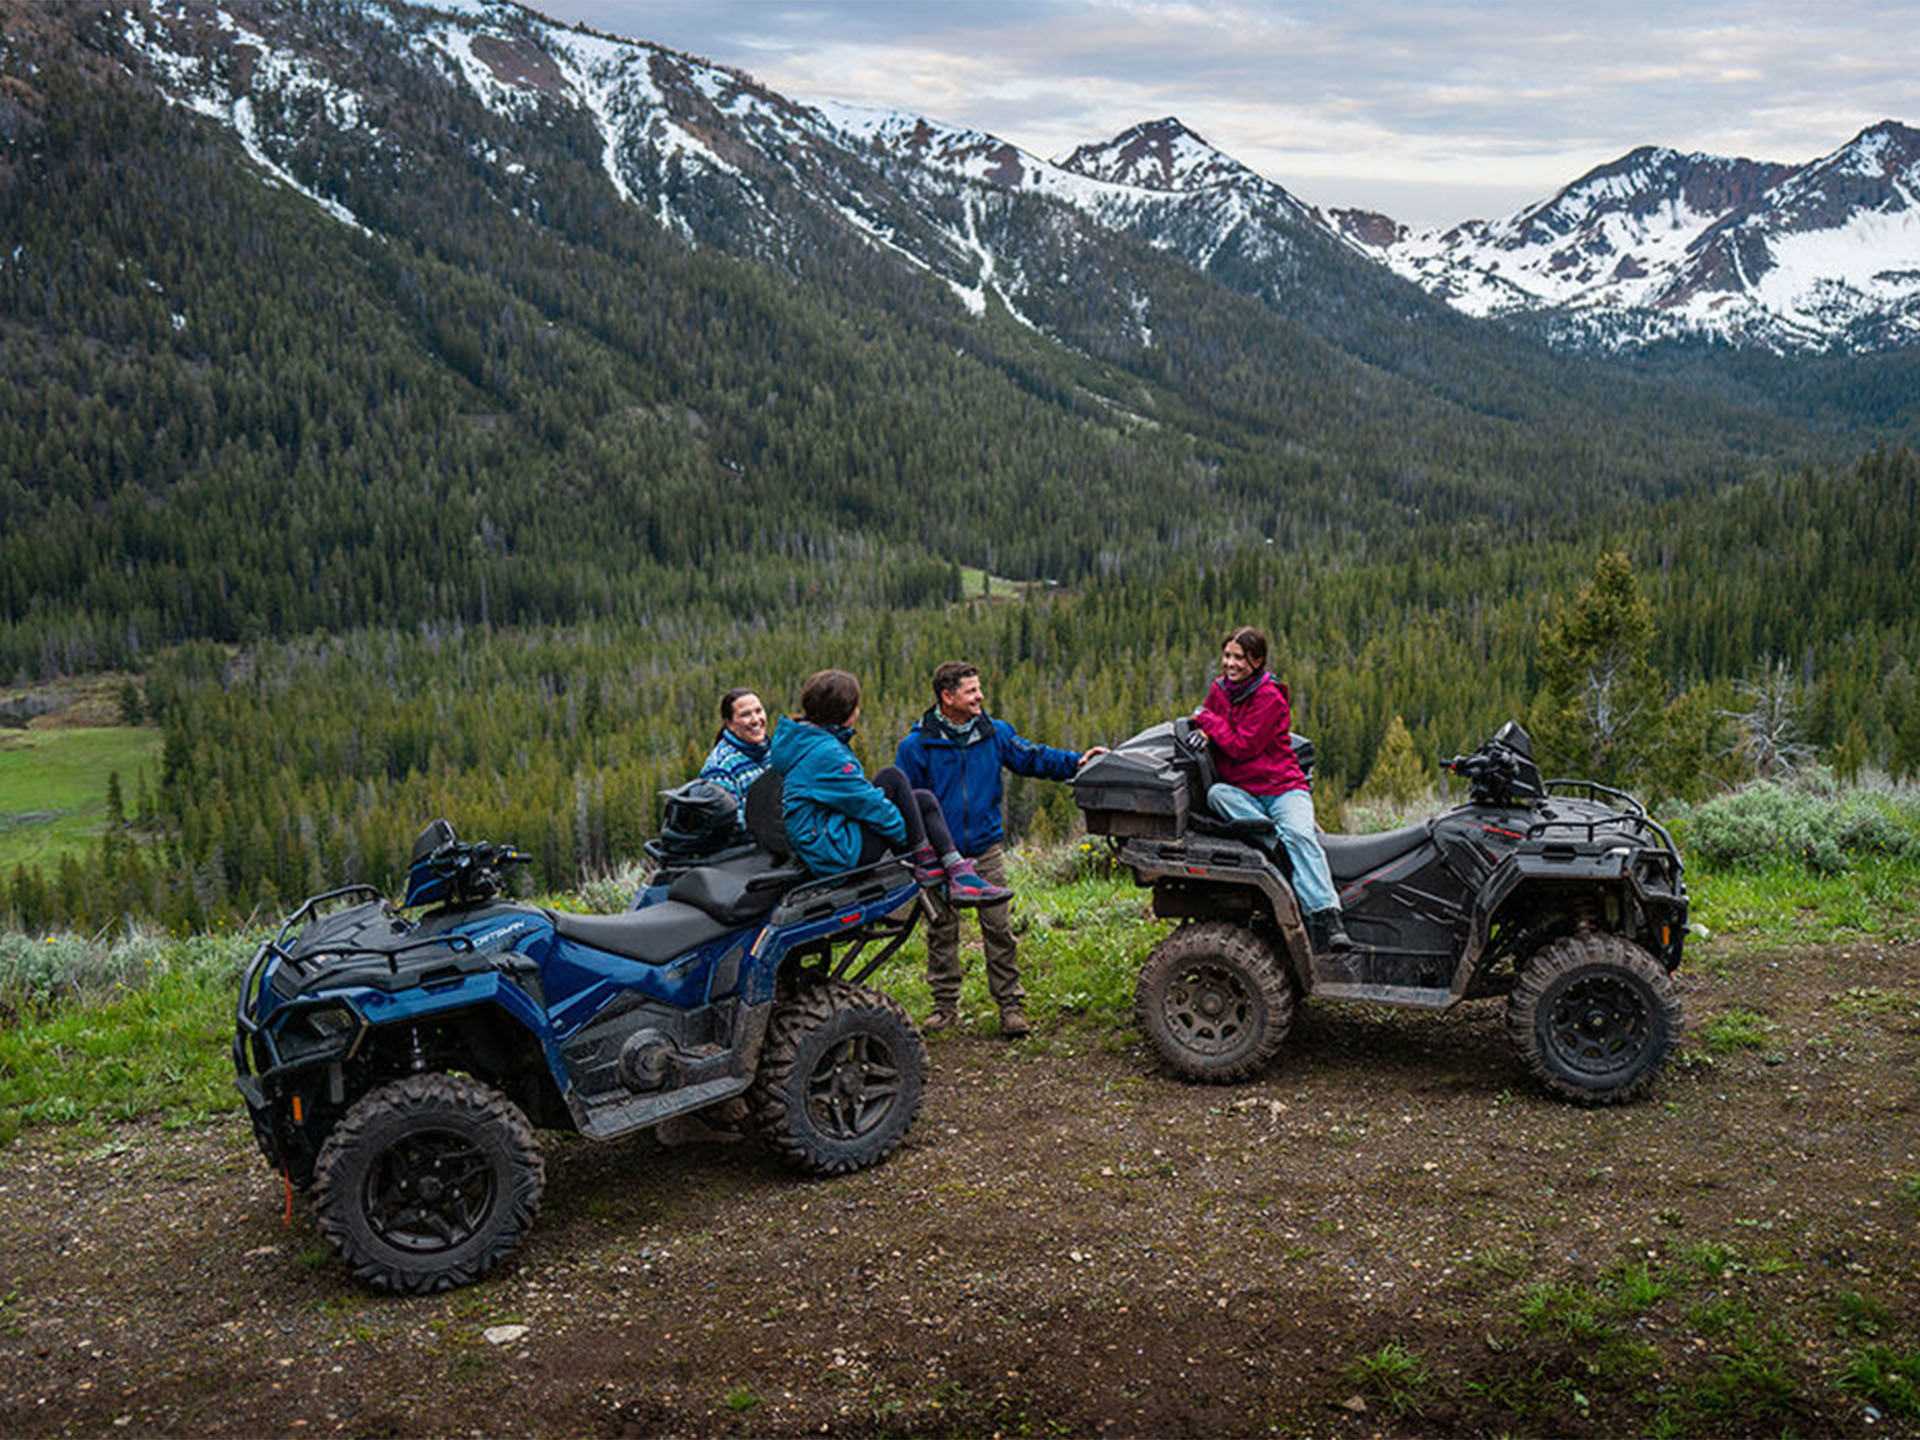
[{"xmin": 698, "ymin": 688, "xmax": 773, "ymax": 817}]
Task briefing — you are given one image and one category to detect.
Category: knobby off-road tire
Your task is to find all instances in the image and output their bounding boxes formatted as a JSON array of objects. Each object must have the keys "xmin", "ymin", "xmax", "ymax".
[
  {"xmin": 1135, "ymin": 922, "xmax": 1294, "ymax": 1084},
  {"xmin": 312, "ymin": 1073, "xmax": 545, "ymax": 1294},
  {"xmin": 1507, "ymin": 932, "xmax": 1682, "ymax": 1106},
  {"xmin": 749, "ymin": 979, "xmax": 926, "ymax": 1175}
]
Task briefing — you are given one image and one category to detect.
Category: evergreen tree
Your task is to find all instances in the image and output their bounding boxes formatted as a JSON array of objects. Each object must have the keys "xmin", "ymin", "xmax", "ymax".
[
  {"xmin": 1530, "ymin": 552, "xmax": 1668, "ymax": 789},
  {"xmin": 1358, "ymin": 715, "xmax": 1428, "ymax": 808}
]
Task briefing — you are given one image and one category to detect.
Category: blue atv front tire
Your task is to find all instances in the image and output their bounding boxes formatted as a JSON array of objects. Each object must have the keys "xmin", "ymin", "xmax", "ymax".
[
  {"xmin": 312, "ymin": 1072, "xmax": 545, "ymax": 1293},
  {"xmin": 749, "ymin": 980, "xmax": 926, "ymax": 1175}
]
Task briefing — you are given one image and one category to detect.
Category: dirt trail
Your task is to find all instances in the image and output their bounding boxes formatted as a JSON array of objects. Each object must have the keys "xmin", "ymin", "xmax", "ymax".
[{"xmin": 2, "ymin": 942, "xmax": 1917, "ymax": 1437}]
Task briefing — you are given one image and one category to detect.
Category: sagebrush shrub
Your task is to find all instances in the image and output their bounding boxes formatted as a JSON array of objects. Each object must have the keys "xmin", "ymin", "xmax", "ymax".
[
  {"xmin": 0, "ymin": 927, "xmax": 249, "ymax": 1019},
  {"xmin": 1684, "ymin": 777, "xmax": 1920, "ymax": 872}
]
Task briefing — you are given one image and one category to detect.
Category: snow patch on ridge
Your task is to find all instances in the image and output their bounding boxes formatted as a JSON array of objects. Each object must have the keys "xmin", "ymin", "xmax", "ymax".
[{"xmin": 126, "ymin": 9, "xmax": 373, "ymax": 234}]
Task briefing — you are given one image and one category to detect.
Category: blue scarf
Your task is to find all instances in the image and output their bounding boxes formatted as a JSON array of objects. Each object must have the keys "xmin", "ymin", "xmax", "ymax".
[{"xmin": 718, "ymin": 729, "xmax": 771, "ymax": 763}]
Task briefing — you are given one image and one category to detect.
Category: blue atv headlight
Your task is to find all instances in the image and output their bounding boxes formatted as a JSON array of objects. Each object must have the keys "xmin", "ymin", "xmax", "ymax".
[{"xmin": 273, "ymin": 1001, "xmax": 365, "ymax": 1064}]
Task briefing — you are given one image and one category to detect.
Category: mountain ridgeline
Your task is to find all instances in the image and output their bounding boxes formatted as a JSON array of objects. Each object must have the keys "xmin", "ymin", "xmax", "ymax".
[
  {"xmin": 3, "ymin": 0, "xmax": 1916, "ymax": 679},
  {"xmin": 1, "ymin": 0, "xmax": 1918, "ymax": 929}
]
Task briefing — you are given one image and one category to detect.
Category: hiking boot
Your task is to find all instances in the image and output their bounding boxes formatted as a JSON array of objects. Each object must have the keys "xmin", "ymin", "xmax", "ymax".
[
  {"xmin": 921, "ymin": 1008, "xmax": 958, "ymax": 1033},
  {"xmin": 945, "ymin": 859, "xmax": 1013, "ymax": 908},
  {"xmin": 999, "ymin": 1006, "xmax": 1031, "ymax": 1038},
  {"xmin": 1305, "ymin": 908, "xmax": 1354, "ymax": 955}
]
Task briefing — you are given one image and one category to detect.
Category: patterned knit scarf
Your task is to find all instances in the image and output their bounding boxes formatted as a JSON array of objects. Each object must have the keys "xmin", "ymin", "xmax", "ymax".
[{"xmin": 1223, "ymin": 667, "xmax": 1270, "ymax": 706}]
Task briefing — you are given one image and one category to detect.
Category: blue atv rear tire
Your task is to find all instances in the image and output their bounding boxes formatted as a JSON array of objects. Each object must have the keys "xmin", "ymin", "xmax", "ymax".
[{"xmin": 749, "ymin": 980, "xmax": 926, "ymax": 1175}]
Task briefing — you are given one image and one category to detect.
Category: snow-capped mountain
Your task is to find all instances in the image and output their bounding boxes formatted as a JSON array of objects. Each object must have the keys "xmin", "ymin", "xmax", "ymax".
[
  {"xmin": 821, "ymin": 109, "xmax": 1332, "ymax": 300},
  {"xmin": 1336, "ymin": 124, "xmax": 1920, "ymax": 352},
  {"xmin": 110, "ymin": 0, "xmax": 1369, "ymax": 350},
  {"xmin": 105, "ymin": 0, "xmax": 1920, "ymax": 355}
]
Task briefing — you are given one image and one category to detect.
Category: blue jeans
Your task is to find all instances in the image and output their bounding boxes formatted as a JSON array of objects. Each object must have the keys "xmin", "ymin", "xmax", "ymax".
[{"xmin": 1206, "ymin": 783, "xmax": 1340, "ymax": 915}]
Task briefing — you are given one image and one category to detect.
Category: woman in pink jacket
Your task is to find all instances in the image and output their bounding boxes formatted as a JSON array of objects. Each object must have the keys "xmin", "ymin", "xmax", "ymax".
[{"xmin": 1194, "ymin": 626, "xmax": 1352, "ymax": 955}]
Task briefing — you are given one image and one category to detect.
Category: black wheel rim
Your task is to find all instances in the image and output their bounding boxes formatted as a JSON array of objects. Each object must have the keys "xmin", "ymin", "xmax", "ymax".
[
  {"xmin": 1545, "ymin": 971, "xmax": 1653, "ymax": 1080},
  {"xmin": 1163, "ymin": 962, "xmax": 1258, "ymax": 1057},
  {"xmin": 361, "ymin": 1128, "xmax": 498, "ymax": 1254},
  {"xmin": 804, "ymin": 1031, "xmax": 903, "ymax": 1140}
]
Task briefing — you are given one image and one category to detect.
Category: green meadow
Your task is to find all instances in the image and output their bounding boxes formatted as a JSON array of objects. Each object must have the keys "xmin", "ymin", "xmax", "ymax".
[{"xmin": 0, "ymin": 727, "xmax": 161, "ymax": 875}]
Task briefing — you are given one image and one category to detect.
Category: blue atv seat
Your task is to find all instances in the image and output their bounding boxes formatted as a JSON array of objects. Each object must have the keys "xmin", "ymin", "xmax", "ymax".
[
  {"xmin": 547, "ymin": 903, "xmax": 738, "ymax": 965},
  {"xmin": 1320, "ymin": 822, "xmax": 1432, "ymax": 883}
]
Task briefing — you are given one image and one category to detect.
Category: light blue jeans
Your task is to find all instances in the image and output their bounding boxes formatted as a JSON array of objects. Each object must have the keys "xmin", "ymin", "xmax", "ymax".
[{"xmin": 1206, "ymin": 783, "xmax": 1340, "ymax": 915}]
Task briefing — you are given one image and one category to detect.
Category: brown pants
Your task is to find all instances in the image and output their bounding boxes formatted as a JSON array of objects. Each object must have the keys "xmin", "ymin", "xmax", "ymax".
[{"xmin": 924, "ymin": 843, "xmax": 1024, "ymax": 1010}]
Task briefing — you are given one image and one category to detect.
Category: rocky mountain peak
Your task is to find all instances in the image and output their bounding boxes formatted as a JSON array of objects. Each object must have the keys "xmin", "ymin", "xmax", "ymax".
[
  {"xmin": 1054, "ymin": 117, "xmax": 1248, "ymax": 192},
  {"xmin": 1764, "ymin": 119, "xmax": 1920, "ymax": 231}
]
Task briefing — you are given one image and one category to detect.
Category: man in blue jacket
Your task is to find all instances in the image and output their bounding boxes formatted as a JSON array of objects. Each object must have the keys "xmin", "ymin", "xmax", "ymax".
[{"xmin": 896, "ymin": 661, "xmax": 1106, "ymax": 1036}]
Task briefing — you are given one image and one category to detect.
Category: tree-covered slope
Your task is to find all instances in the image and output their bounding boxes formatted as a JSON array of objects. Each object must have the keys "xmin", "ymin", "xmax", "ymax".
[{"xmin": 2, "ymin": 0, "xmax": 1912, "ymax": 682}]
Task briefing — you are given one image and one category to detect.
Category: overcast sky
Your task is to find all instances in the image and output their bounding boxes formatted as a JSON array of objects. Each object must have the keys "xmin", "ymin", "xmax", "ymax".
[{"xmin": 524, "ymin": 1, "xmax": 1917, "ymax": 226}]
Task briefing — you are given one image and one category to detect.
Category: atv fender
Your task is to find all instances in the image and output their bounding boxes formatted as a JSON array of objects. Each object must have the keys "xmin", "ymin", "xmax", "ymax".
[
  {"xmin": 1448, "ymin": 859, "xmax": 1676, "ymax": 1003},
  {"xmin": 352, "ymin": 972, "xmax": 571, "ymax": 1093},
  {"xmin": 1115, "ymin": 835, "xmax": 1314, "ymax": 986}
]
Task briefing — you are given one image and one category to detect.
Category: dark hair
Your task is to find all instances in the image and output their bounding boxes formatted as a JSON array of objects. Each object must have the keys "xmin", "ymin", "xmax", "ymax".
[
  {"xmin": 798, "ymin": 669, "xmax": 861, "ymax": 726},
  {"xmin": 1224, "ymin": 626, "xmax": 1268, "ymax": 668},
  {"xmin": 931, "ymin": 660, "xmax": 979, "ymax": 701}
]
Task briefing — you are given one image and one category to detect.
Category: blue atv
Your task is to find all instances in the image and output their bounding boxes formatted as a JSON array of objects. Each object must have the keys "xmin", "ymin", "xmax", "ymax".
[{"xmin": 234, "ymin": 778, "xmax": 927, "ymax": 1293}]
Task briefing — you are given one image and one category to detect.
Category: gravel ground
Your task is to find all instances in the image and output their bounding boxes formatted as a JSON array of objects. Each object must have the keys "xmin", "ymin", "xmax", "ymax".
[{"xmin": 2, "ymin": 940, "xmax": 1917, "ymax": 1437}]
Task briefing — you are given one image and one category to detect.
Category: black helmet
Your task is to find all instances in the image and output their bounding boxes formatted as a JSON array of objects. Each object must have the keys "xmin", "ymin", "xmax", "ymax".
[{"xmin": 647, "ymin": 780, "xmax": 749, "ymax": 863}]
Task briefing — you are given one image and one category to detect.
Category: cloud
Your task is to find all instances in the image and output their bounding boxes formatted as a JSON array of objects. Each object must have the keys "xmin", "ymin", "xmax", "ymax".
[{"xmin": 539, "ymin": 0, "xmax": 1919, "ymax": 224}]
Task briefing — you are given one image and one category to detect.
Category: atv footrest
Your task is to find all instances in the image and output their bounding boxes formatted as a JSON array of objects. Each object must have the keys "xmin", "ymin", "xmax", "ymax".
[
  {"xmin": 572, "ymin": 1075, "xmax": 750, "ymax": 1141},
  {"xmin": 1311, "ymin": 982, "xmax": 1455, "ymax": 1010}
]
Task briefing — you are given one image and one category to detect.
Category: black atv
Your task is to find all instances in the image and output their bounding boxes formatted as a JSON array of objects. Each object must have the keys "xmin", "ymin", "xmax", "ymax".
[{"xmin": 1074, "ymin": 720, "xmax": 1688, "ymax": 1104}]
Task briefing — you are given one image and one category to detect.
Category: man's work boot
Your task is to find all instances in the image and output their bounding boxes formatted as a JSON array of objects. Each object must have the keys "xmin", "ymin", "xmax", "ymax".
[
  {"xmin": 921, "ymin": 1008, "xmax": 958, "ymax": 1033},
  {"xmin": 999, "ymin": 1006, "xmax": 1031, "ymax": 1038}
]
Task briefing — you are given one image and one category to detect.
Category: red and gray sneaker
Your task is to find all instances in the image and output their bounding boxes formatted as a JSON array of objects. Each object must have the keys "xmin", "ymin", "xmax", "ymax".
[{"xmin": 944, "ymin": 859, "xmax": 1013, "ymax": 908}]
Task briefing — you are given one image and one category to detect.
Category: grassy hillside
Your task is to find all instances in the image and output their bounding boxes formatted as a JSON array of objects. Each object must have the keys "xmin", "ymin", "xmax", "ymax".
[{"xmin": 0, "ymin": 726, "xmax": 160, "ymax": 874}]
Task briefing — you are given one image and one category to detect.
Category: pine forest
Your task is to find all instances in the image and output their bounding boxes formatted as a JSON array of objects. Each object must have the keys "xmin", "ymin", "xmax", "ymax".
[{"xmin": 2, "ymin": 0, "xmax": 1918, "ymax": 931}]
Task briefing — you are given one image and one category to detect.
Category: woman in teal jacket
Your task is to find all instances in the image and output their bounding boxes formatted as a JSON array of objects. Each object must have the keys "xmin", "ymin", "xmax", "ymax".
[{"xmin": 770, "ymin": 669, "xmax": 1009, "ymax": 908}]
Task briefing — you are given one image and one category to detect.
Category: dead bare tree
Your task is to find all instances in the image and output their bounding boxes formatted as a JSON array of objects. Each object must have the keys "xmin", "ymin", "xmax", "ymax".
[{"xmin": 1721, "ymin": 659, "xmax": 1815, "ymax": 780}]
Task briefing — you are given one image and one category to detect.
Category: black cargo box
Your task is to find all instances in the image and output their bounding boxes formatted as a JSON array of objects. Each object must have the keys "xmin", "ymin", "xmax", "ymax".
[{"xmin": 1073, "ymin": 722, "xmax": 1192, "ymax": 837}]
